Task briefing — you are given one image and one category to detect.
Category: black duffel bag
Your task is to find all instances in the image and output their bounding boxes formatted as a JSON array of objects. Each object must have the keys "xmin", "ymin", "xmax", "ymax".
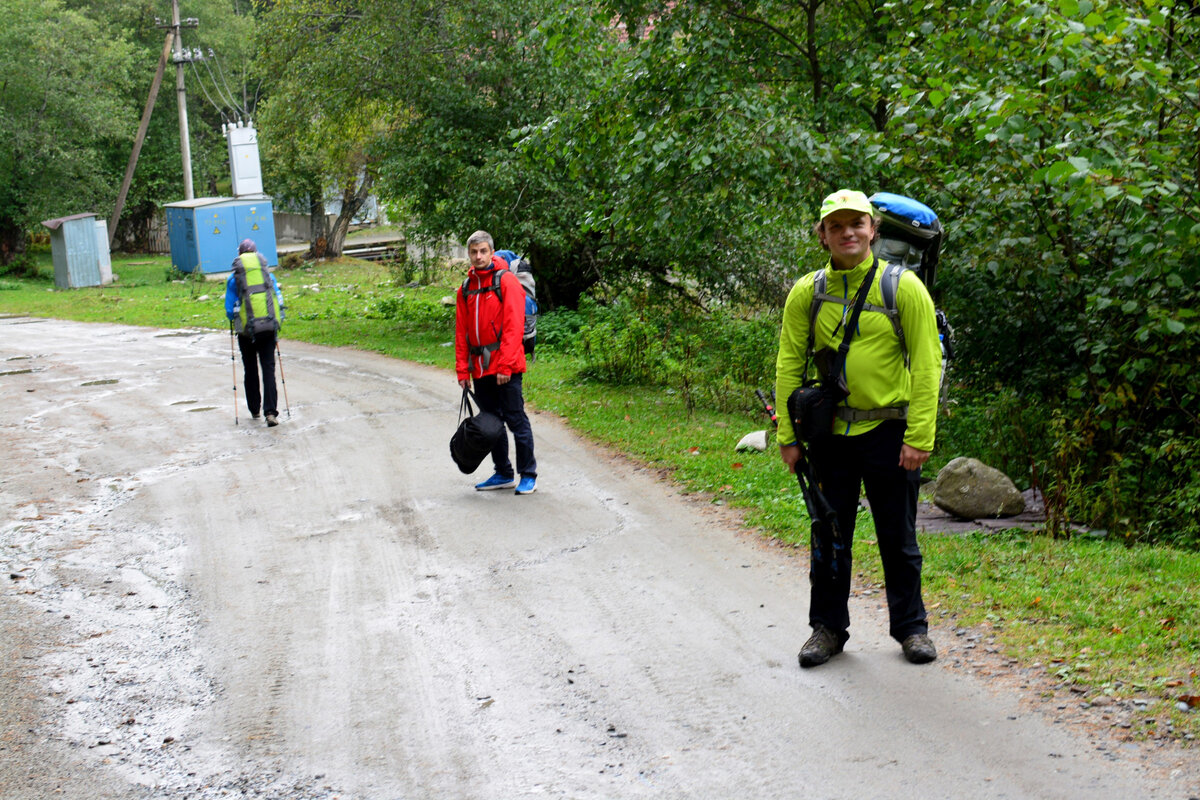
[{"xmin": 450, "ymin": 387, "xmax": 505, "ymax": 474}]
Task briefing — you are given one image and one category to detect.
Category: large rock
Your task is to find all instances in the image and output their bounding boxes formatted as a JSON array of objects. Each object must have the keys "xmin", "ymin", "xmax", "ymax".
[{"xmin": 933, "ymin": 457, "xmax": 1026, "ymax": 519}]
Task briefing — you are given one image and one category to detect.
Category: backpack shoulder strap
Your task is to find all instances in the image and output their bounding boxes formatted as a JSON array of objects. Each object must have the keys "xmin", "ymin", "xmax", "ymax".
[
  {"xmin": 462, "ymin": 267, "xmax": 508, "ymax": 300},
  {"xmin": 879, "ymin": 263, "xmax": 909, "ymax": 368},
  {"xmin": 493, "ymin": 266, "xmax": 507, "ymax": 301},
  {"xmin": 807, "ymin": 270, "xmax": 828, "ymax": 357}
]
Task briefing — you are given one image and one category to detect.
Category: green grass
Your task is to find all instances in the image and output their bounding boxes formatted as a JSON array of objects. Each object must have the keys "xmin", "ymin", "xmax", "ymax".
[{"xmin": 3, "ymin": 250, "xmax": 1197, "ymax": 743}]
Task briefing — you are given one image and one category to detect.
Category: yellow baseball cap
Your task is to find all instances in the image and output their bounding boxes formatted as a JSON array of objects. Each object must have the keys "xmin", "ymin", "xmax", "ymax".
[{"xmin": 819, "ymin": 189, "xmax": 874, "ymax": 221}]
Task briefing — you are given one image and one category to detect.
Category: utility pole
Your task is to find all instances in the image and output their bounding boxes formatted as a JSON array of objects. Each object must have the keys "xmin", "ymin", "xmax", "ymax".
[{"xmin": 171, "ymin": 0, "xmax": 199, "ymax": 200}]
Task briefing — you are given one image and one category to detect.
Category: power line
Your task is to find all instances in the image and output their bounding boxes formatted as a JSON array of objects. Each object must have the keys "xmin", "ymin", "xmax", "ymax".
[
  {"xmin": 211, "ymin": 51, "xmax": 247, "ymax": 118},
  {"xmin": 186, "ymin": 57, "xmax": 234, "ymax": 122}
]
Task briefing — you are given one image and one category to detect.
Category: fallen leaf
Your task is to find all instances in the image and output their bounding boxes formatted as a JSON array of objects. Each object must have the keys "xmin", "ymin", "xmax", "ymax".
[
  {"xmin": 1178, "ymin": 695, "xmax": 1200, "ymax": 708},
  {"xmin": 731, "ymin": 463, "xmax": 744, "ymax": 470}
]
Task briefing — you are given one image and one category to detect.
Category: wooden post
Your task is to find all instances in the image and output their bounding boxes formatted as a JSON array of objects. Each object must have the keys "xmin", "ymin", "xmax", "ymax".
[{"xmin": 108, "ymin": 30, "xmax": 174, "ymax": 251}]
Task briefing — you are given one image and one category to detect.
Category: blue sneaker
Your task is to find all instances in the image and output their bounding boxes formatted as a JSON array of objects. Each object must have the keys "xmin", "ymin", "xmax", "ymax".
[
  {"xmin": 515, "ymin": 476, "xmax": 537, "ymax": 495},
  {"xmin": 475, "ymin": 473, "xmax": 516, "ymax": 491}
]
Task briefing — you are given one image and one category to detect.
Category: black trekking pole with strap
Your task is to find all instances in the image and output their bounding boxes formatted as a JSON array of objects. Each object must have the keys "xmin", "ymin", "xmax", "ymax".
[
  {"xmin": 276, "ymin": 340, "xmax": 291, "ymax": 418},
  {"xmin": 755, "ymin": 389, "xmax": 843, "ymax": 580},
  {"xmin": 229, "ymin": 320, "xmax": 239, "ymax": 426}
]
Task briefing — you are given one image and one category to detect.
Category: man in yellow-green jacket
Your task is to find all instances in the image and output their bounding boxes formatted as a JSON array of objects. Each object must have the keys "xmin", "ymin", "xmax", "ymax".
[{"xmin": 775, "ymin": 189, "xmax": 942, "ymax": 668}]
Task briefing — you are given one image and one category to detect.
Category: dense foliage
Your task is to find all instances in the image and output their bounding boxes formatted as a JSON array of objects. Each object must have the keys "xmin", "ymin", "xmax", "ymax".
[{"xmin": 0, "ymin": 0, "xmax": 134, "ymax": 263}]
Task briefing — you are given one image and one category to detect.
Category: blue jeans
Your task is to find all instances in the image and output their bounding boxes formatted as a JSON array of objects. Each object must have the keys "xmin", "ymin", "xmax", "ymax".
[{"xmin": 472, "ymin": 373, "xmax": 536, "ymax": 479}]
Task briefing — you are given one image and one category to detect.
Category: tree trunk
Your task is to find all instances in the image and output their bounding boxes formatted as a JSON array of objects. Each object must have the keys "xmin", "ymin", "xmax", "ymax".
[
  {"xmin": 0, "ymin": 220, "xmax": 27, "ymax": 267},
  {"xmin": 324, "ymin": 174, "xmax": 374, "ymax": 258},
  {"xmin": 307, "ymin": 188, "xmax": 330, "ymax": 260}
]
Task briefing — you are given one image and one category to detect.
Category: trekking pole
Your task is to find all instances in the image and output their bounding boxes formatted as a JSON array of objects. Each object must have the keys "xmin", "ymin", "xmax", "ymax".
[
  {"xmin": 229, "ymin": 321, "xmax": 239, "ymax": 426},
  {"xmin": 276, "ymin": 341, "xmax": 291, "ymax": 418},
  {"xmin": 755, "ymin": 388, "xmax": 842, "ymax": 579}
]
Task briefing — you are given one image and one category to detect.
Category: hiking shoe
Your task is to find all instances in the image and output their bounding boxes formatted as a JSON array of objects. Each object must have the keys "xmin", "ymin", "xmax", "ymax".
[
  {"xmin": 265, "ymin": 414, "xmax": 279, "ymax": 427},
  {"xmin": 251, "ymin": 411, "xmax": 261, "ymax": 419},
  {"xmin": 798, "ymin": 625, "xmax": 843, "ymax": 668},
  {"xmin": 475, "ymin": 473, "xmax": 517, "ymax": 491},
  {"xmin": 902, "ymin": 633, "xmax": 937, "ymax": 664},
  {"xmin": 515, "ymin": 476, "xmax": 537, "ymax": 495}
]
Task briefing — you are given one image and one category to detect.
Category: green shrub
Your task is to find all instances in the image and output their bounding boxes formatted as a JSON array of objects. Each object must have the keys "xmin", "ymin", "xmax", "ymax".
[
  {"xmin": 535, "ymin": 307, "xmax": 587, "ymax": 354},
  {"xmin": 579, "ymin": 312, "xmax": 671, "ymax": 385}
]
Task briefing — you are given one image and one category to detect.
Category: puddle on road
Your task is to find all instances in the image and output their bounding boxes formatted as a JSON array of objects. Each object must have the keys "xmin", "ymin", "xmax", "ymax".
[
  {"xmin": 81, "ymin": 379, "xmax": 119, "ymax": 387},
  {"xmin": 1, "ymin": 368, "xmax": 36, "ymax": 376},
  {"xmin": 187, "ymin": 407, "xmax": 217, "ymax": 412},
  {"xmin": 154, "ymin": 331, "xmax": 205, "ymax": 338},
  {"xmin": 170, "ymin": 400, "xmax": 199, "ymax": 406}
]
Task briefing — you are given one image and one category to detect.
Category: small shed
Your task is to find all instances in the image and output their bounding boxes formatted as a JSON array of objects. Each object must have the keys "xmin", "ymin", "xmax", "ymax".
[
  {"xmin": 164, "ymin": 196, "xmax": 277, "ymax": 275},
  {"xmin": 41, "ymin": 213, "xmax": 110, "ymax": 289}
]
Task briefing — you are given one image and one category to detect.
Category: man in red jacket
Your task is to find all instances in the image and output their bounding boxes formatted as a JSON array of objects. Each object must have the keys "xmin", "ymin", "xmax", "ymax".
[{"xmin": 455, "ymin": 230, "xmax": 538, "ymax": 494}]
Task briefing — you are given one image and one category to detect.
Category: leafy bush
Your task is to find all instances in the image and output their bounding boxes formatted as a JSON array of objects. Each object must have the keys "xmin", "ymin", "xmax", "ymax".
[
  {"xmin": 0, "ymin": 254, "xmax": 39, "ymax": 279},
  {"xmin": 578, "ymin": 302, "xmax": 672, "ymax": 386},
  {"xmin": 572, "ymin": 289, "xmax": 781, "ymax": 415},
  {"xmin": 535, "ymin": 307, "xmax": 587, "ymax": 354},
  {"xmin": 931, "ymin": 386, "xmax": 1048, "ymax": 487}
]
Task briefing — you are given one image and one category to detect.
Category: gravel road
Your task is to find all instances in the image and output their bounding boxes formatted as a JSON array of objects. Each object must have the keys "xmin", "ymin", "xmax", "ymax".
[{"xmin": 1, "ymin": 318, "xmax": 1195, "ymax": 799}]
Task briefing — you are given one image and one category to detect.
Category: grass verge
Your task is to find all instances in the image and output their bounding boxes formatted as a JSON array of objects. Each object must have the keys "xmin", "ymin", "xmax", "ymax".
[{"xmin": 3, "ymin": 250, "xmax": 1197, "ymax": 745}]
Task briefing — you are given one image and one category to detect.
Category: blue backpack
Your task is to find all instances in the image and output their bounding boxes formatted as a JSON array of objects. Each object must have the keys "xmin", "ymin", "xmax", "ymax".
[
  {"xmin": 869, "ymin": 192, "xmax": 942, "ymax": 290},
  {"xmin": 494, "ymin": 249, "xmax": 538, "ymax": 358}
]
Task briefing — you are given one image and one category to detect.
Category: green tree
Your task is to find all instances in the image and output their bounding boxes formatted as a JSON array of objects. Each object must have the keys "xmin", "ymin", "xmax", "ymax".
[
  {"xmin": 0, "ymin": 0, "xmax": 134, "ymax": 265},
  {"xmin": 256, "ymin": 0, "xmax": 625, "ymax": 305}
]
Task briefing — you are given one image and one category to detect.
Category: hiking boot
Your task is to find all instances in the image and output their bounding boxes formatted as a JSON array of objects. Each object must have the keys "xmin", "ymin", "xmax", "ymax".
[
  {"xmin": 475, "ymin": 473, "xmax": 516, "ymax": 491},
  {"xmin": 798, "ymin": 625, "xmax": 843, "ymax": 668},
  {"xmin": 265, "ymin": 414, "xmax": 279, "ymax": 427},
  {"xmin": 515, "ymin": 476, "xmax": 537, "ymax": 495},
  {"xmin": 902, "ymin": 633, "xmax": 937, "ymax": 664}
]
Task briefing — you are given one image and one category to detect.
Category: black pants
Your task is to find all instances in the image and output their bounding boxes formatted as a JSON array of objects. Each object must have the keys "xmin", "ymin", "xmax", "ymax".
[
  {"xmin": 807, "ymin": 420, "xmax": 927, "ymax": 644},
  {"xmin": 472, "ymin": 373, "xmax": 536, "ymax": 478},
  {"xmin": 237, "ymin": 331, "xmax": 278, "ymax": 417}
]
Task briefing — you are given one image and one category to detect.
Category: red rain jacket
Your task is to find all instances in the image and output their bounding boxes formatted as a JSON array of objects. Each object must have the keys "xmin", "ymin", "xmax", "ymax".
[{"xmin": 455, "ymin": 254, "xmax": 528, "ymax": 381}]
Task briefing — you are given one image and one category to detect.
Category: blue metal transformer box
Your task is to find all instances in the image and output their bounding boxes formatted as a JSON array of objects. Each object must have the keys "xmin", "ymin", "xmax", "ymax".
[{"xmin": 164, "ymin": 197, "xmax": 278, "ymax": 274}]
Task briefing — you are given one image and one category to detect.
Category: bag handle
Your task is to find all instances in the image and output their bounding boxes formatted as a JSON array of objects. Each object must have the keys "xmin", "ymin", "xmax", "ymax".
[{"xmin": 458, "ymin": 386, "xmax": 479, "ymax": 421}]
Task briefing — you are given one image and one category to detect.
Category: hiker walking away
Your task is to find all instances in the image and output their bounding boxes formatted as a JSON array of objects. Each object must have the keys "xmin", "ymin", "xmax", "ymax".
[
  {"xmin": 775, "ymin": 190, "xmax": 942, "ymax": 668},
  {"xmin": 455, "ymin": 230, "xmax": 537, "ymax": 495},
  {"xmin": 225, "ymin": 239, "xmax": 285, "ymax": 427}
]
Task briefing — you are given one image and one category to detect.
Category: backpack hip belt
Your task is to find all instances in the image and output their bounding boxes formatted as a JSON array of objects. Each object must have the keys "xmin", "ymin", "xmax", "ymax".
[
  {"xmin": 469, "ymin": 340, "xmax": 501, "ymax": 372},
  {"xmin": 835, "ymin": 405, "xmax": 907, "ymax": 422}
]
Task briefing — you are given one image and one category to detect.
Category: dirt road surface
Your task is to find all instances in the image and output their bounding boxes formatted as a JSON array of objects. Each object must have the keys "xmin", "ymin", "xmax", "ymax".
[{"xmin": 2, "ymin": 318, "xmax": 1196, "ymax": 799}]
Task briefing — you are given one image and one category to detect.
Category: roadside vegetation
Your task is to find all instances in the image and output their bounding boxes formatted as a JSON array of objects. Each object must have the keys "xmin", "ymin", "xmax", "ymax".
[{"xmin": 2, "ymin": 248, "xmax": 1196, "ymax": 745}]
